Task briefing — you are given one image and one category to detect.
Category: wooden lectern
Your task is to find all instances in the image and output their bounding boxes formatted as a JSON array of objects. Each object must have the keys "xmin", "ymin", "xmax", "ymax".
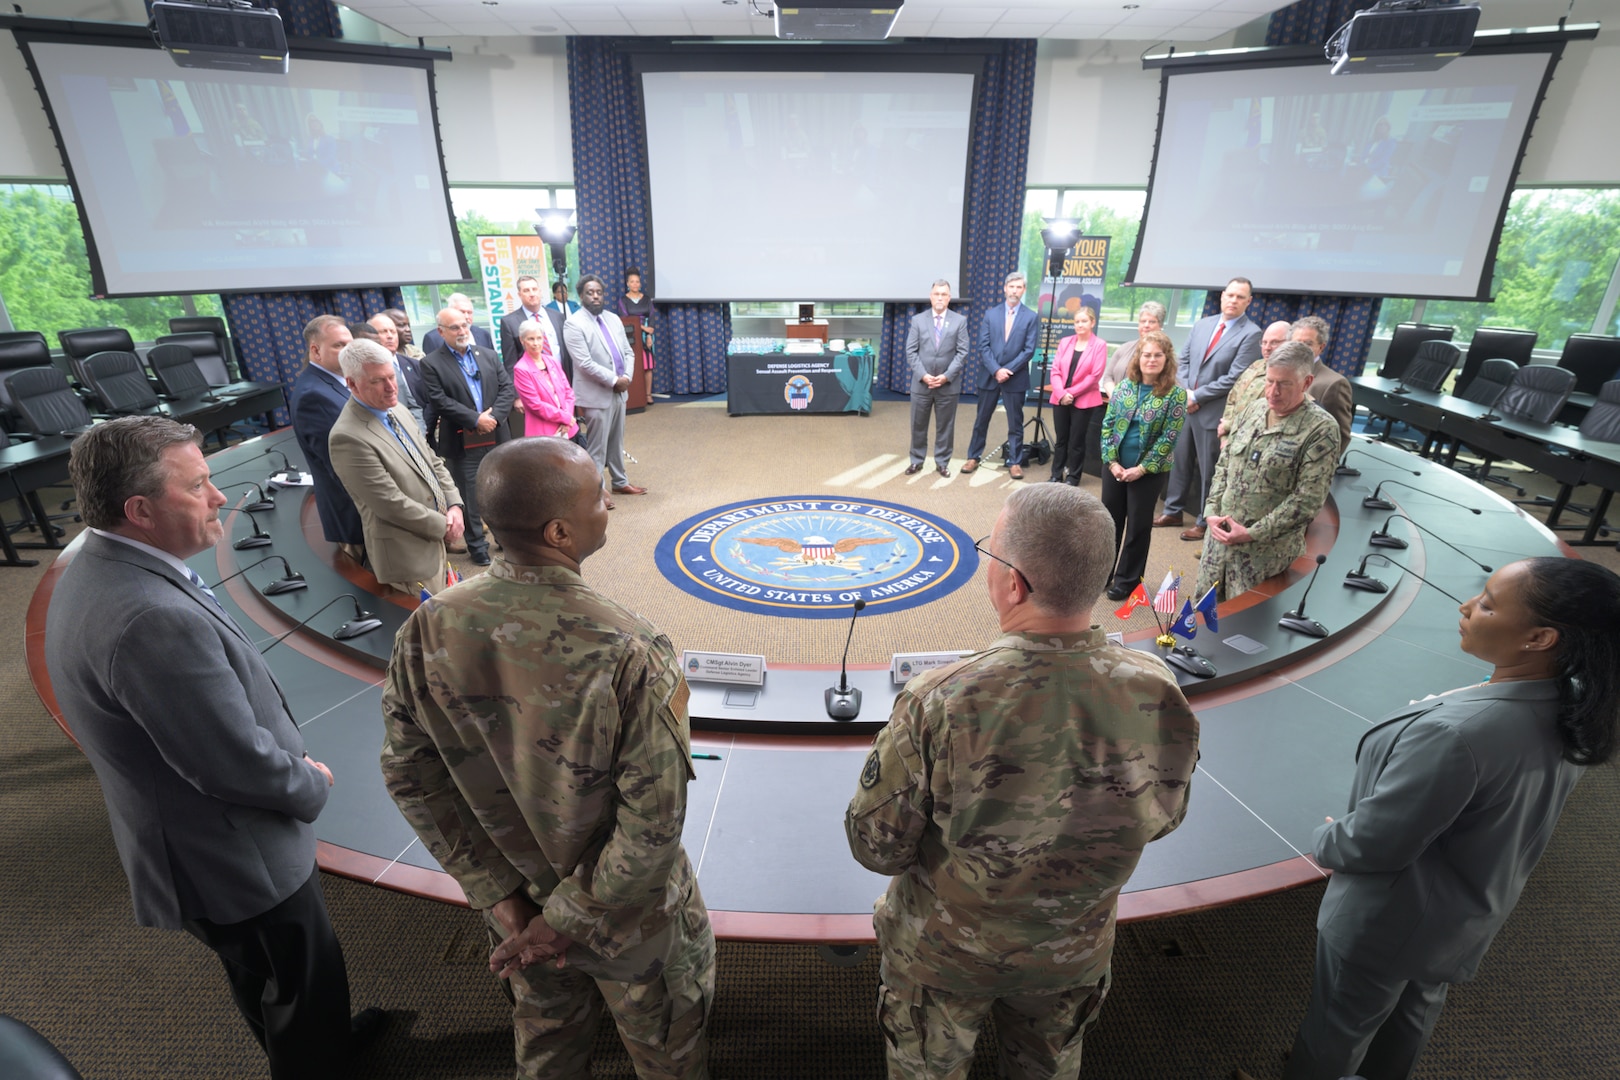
[
  {"xmin": 623, "ymin": 315, "xmax": 652, "ymax": 412},
  {"xmin": 784, "ymin": 319, "xmax": 830, "ymax": 342}
]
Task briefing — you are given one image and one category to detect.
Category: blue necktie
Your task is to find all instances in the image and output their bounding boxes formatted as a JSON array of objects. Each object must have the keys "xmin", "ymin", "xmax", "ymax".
[{"xmin": 186, "ymin": 567, "xmax": 223, "ymax": 609}]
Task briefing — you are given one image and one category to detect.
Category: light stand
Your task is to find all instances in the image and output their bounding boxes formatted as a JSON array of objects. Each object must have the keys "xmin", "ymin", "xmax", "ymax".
[
  {"xmin": 1015, "ymin": 219, "xmax": 1078, "ymax": 470},
  {"xmin": 535, "ymin": 209, "xmax": 577, "ymax": 298}
]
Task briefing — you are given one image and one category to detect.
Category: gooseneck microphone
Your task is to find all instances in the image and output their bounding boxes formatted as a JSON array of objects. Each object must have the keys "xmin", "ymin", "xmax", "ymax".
[
  {"xmin": 825, "ymin": 599, "xmax": 867, "ymax": 720},
  {"xmin": 231, "ymin": 508, "xmax": 273, "ymax": 550},
  {"xmin": 1278, "ymin": 554, "xmax": 1329, "ymax": 638},
  {"xmin": 265, "ymin": 448, "xmax": 307, "ymax": 486},
  {"xmin": 1362, "ymin": 479, "xmax": 1483, "ymax": 514},
  {"xmin": 1344, "ymin": 553, "xmax": 1465, "ymax": 604},
  {"xmin": 210, "ymin": 554, "xmax": 307, "ymax": 596},
  {"xmin": 1368, "ymin": 513, "xmax": 1492, "ymax": 573},
  {"xmin": 1336, "ymin": 447, "xmax": 1421, "ymax": 479},
  {"xmin": 217, "ymin": 481, "xmax": 275, "ymax": 513},
  {"xmin": 260, "ymin": 594, "xmax": 382, "ymax": 654}
]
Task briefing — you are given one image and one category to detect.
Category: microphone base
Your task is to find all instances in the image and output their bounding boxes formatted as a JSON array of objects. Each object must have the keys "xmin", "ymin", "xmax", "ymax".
[
  {"xmin": 334, "ymin": 617, "xmax": 382, "ymax": 639},
  {"xmin": 1162, "ymin": 645, "xmax": 1216, "ymax": 679},
  {"xmin": 1335, "ymin": 465, "xmax": 1361, "ymax": 478},
  {"xmin": 1362, "ymin": 497, "xmax": 1396, "ymax": 511},
  {"xmin": 1278, "ymin": 612, "xmax": 1329, "ymax": 638},
  {"xmin": 1368, "ymin": 532, "xmax": 1408, "ymax": 549},
  {"xmin": 1343, "ymin": 572, "xmax": 1389, "ymax": 593},
  {"xmin": 243, "ymin": 498, "xmax": 275, "ymax": 513},
  {"xmin": 1391, "ymin": 385, "xmax": 1412, "ymax": 395},
  {"xmin": 824, "ymin": 686, "xmax": 862, "ymax": 721},
  {"xmin": 262, "ymin": 578, "xmax": 308, "ymax": 595},
  {"xmin": 233, "ymin": 535, "xmax": 272, "ymax": 550}
]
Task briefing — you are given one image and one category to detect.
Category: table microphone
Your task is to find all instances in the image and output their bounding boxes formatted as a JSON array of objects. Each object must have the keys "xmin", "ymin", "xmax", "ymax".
[
  {"xmin": 265, "ymin": 448, "xmax": 307, "ymax": 486},
  {"xmin": 1368, "ymin": 513, "xmax": 1492, "ymax": 573},
  {"xmin": 825, "ymin": 598, "xmax": 866, "ymax": 720},
  {"xmin": 1278, "ymin": 554, "xmax": 1329, "ymax": 638},
  {"xmin": 217, "ymin": 481, "xmax": 275, "ymax": 513},
  {"xmin": 1344, "ymin": 552, "xmax": 1465, "ymax": 603},
  {"xmin": 210, "ymin": 554, "xmax": 307, "ymax": 596},
  {"xmin": 1336, "ymin": 447, "xmax": 1421, "ymax": 479},
  {"xmin": 260, "ymin": 594, "xmax": 382, "ymax": 654},
  {"xmin": 232, "ymin": 508, "xmax": 273, "ymax": 550},
  {"xmin": 1362, "ymin": 479, "xmax": 1483, "ymax": 514}
]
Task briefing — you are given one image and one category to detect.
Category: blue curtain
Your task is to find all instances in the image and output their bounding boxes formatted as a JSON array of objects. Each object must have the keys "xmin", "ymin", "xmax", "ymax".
[
  {"xmin": 878, "ymin": 40, "xmax": 1038, "ymax": 395},
  {"xmin": 1265, "ymin": 0, "xmax": 1369, "ymax": 47},
  {"xmin": 567, "ymin": 37, "xmax": 729, "ymax": 395},
  {"xmin": 270, "ymin": 0, "xmax": 343, "ymax": 38}
]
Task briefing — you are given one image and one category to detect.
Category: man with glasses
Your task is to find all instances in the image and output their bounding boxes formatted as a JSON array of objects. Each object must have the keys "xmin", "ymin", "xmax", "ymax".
[
  {"xmin": 421, "ymin": 307, "xmax": 514, "ymax": 566},
  {"xmin": 420, "ymin": 291, "xmax": 494, "ymax": 355},
  {"xmin": 847, "ymin": 485, "xmax": 1199, "ymax": 1080}
]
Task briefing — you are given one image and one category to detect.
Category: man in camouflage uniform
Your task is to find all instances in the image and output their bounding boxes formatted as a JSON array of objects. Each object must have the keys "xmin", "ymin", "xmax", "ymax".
[
  {"xmin": 1195, "ymin": 341, "xmax": 1339, "ymax": 601},
  {"xmin": 1218, "ymin": 320, "xmax": 1293, "ymax": 449},
  {"xmin": 380, "ymin": 437, "xmax": 714, "ymax": 1080},
  {"xmin": 846, "ymin": 485, "xmax": 1199, "ymax": 1080}
]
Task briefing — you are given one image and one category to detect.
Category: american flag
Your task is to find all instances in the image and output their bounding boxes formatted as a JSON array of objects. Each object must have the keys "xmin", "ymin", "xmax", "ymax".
[{"xmin": 1151, "ymin": 570, "xmax": 1181, "ymax": 615}]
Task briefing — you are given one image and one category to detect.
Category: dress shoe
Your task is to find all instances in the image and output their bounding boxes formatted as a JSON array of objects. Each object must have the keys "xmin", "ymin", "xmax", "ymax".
[
  {"xmin": 350, "ymin": 1007, "xmax": 387, "ymax": 1055},
  {"xmin": 1048, "ymin": 475, "xmax": 1064, "ymax": 483},
  {"xmin": 904, "ymin": 462, "xmax": 923, "ymax": 475},
  {"xmin": 1180, "ymin": 525, "xmax": 1206, "ymax": 542},
  {"xmin": 1105, "ymin": 582, "xmax": 1135, "ymax": 602},
  {"xmin": 1008, "ymin": 464, "xmax": 1024, "ymax": 479},
  {"xmin": 470, "ymin": 547, "xmax": 492, "ymax": 566},
  {"xmin": 936, "ymin": 464, "xmax": 951, "ymax": 477},
  {"xmin": 961, "ymin": 458, "xmax": 979, "ymax": 473},
  {"xmin": 612, "ymin": 483, "xmax": 648, "ymax": 495},
  {"xmin": 1151, "ymin": 512, "xmax": 1184, "ymax": 528},
  {"xmin": 1065, "ymin": 475, "xmax": 1080, "ymax": 487}
]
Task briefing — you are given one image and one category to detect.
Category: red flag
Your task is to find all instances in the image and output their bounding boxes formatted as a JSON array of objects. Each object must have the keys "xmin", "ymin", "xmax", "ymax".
[{"xmin": 1113, "ymin": 582, "xmax": 1149, "ymax": 619}]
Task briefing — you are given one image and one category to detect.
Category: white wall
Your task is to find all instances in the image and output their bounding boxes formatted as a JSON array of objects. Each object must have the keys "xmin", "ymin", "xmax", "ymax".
[
  {"xmin": 1026, "ymin": 40, "xmax": 1164, "ymax": 187},
  {"xmin": 427, "ymin": 36, "xmax": 573, "ymax": 185}
]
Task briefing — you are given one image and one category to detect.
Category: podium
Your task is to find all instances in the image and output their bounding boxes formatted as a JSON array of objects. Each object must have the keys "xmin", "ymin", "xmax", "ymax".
[{"xmin": 623, "ymin": 315, "xmax": 652, "ymax": 413}]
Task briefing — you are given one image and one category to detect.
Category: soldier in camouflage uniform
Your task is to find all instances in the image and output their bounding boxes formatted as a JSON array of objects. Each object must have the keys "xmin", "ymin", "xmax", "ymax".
[
  {"xmin": 380, "ymin": 437, "xmax": 714, "ymax": 1080},
  {"xmin": 1217, "ymin": 320, "xmax": 1293, "ymax": 449},
  {"xmin": 1195, "ymin": 341, "xmax": 1339, "ymax": 601},
  {"xmin": 846, "ymin": 485, "xmax": 1199, "ymax": 1080}
]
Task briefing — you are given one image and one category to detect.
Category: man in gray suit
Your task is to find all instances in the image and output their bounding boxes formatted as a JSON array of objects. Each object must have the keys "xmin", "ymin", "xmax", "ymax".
[
  {"xmin": 565, "ymin": 274, "xmax": 647, "ymax": 509},
  {"xmin": 1154, "ymin": 276, "xmax": 1264, "ymax": 541},
  {"xmin": 44, "ymin": 416, "xmax": 380, "ymax": 1079},
  {"xmin": 905, "ymin": 279, "xmax": 969, "ymax": 477}
]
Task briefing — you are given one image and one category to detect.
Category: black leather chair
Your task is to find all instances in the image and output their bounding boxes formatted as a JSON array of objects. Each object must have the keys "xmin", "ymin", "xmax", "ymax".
[
  {"xmin": 1537, "ymin": 380, "xmax": 1620, "ymax": 539},
  {"xmin": 1455, "ymin": 326, "xmax": 1536, "ymax": 398},
  {"xmin": 1447, "ymin": 364, "xmax": 1578, "ymax": 495},
  {"xmin": 155, "ymin": 330, "xmax": 233, "ymax": 386},
  {"xmin": 0, "ymin": 330, "xmax": 48, "ymax": 350},
  {"xmin": 0, "ymin": 338, "xmax": 56, "ymax": 430},
  {"xmin": 168, "ymin": 315, "xmax": 240, "ymax": 381},
  {"xmin": 3, "ymin": 367, "xmax": 95, "ymax": 438},
  {"xmin": 56, "ymin": 327, "xmax": 136, "ymax": 387},
  {"xmin": 80, "ymin": 350, "xmax": 162, "ymax": 414},
  {"xmin": 1456, "ymin": 358, "xmax": 1518, "ymax": 408},
  {"xmin": 1556, "ymin": 333, "xmax": 1620, "ymax": 397},
  {"xmin": 1378, "ymin": 322, "xmax": 1454, "ymax": 381},
  {"xmin": 146, "ymin": 342, "xmax": 212, "ymax": 398},
  {"xmin": 1400, "ymin": 340, "xmax": 1460, "ymax": 391},
  {"xmin": 0, "ymin": 1015, "xmax": 86, "ymax": 1080}
]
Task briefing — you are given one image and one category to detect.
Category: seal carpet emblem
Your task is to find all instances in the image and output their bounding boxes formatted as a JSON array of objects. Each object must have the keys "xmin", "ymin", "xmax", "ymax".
[{"xmin": 655, "ymin": 497, "xmax": 977, "ymax": 618}]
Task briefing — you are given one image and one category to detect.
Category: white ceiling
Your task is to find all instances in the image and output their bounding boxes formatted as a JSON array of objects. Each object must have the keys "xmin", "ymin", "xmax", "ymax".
[{"xmin": 336, "ymin": 0, "xmax": 1289, "ymax": 43}]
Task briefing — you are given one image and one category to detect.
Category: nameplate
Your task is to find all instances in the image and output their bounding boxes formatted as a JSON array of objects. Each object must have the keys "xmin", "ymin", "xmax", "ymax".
[
  {"xmin": 890, "ymin": 650, "xmax": 972, "ymax": 685},
  {"xmin": 682, "ymin": 651, "xmax": 767, "ymax": 686}
]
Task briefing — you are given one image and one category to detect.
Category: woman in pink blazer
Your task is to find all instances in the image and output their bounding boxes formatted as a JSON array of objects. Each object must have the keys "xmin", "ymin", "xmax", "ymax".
[
  {"xmin": 1047, "ymin": 306, "xmax": 1107, "ymax": 484},
  {"xmin": 511, "ymin": 319, "xmax": 579, "ymax": 440}
]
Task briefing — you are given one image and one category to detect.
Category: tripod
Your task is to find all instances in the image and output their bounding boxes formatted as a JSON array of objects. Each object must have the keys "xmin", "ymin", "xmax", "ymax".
[{"xmin": 1016, "ymin": 250, "xmax": 1067, "ymax": 468}]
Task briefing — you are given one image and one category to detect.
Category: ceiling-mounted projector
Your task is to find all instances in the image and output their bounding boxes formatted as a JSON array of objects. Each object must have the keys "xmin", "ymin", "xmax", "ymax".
[
  {"xmin": 775, "ymin": 1, "xmax": 904, "ymax": 41},
  {"xmin": 151, "ymin": 0, "xmax": 290, "ymax": 75},
  {"xmin": 1327, "ymin": 0, "xmax": 1481, "ymax": 75}
]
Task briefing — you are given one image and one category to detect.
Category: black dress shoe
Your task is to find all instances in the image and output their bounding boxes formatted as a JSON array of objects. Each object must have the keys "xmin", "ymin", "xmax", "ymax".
[
  {"xmin": 1048, "ymin": 475, "xmax": 1064, "ymax": 483},
  {"xmin": 1105, "ymin": 583, "xmax": 1134, "ymax": 602},
  {"xmin": 470, "ymin": 547, "xmax": 491, "ymax": 566},
  {"xmin": 904, "ymin": 462, "xmax": 923, "ymax": 475},
  {"xmin": 936, "ymin": 464, "xmax": 951, "ymax": 477},
  {"xmin": 350, "ymin": 1007, "xmax": 387, "ymax": 1055}
]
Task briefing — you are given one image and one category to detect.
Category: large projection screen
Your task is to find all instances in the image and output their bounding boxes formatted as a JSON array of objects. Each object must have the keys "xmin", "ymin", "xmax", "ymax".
[
  {"xmin": 17, "ymin": 34, "xmax": 466, "ymax": 297},
  {"xmin": 1128, "ymin": 48, "xmax": 1558, "ymax": 300},
  {"xmin": 639, "ymin": 68, "xmax": 976, "ymax": 302}
]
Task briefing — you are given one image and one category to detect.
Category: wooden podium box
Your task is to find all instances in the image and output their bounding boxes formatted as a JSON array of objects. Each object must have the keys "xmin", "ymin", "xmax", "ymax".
[
  {"xmin": 784, "ymin": 319, "xmax": 830, "ymax": 342},
  {"xmin": 623, "ymin": 315, "xmax": 652, "ymax": 412}
]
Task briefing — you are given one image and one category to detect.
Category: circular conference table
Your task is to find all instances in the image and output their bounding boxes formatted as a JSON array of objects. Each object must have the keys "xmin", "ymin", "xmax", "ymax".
[{"xmin": 27, "ymin": 431, "xmax": 1570, "ymax": 942}]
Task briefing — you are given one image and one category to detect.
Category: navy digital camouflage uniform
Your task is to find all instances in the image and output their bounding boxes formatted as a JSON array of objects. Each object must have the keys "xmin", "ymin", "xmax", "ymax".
[
  {"xmin": 1195, "ymin": 396, "xmax": 1339, "ymax": 601},
  {"xmin": 380, "ymin": 559, "xmax": 714, "ymax": 1079},
  {"xmin": 846, "ymin": 628, "xmax": 1200, "ymax": 1079}
]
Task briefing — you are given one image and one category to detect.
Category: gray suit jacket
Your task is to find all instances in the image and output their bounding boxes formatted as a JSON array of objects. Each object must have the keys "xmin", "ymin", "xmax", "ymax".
[
  {"xmin": 1180, "ymin": 313, "xmax": 1262, "ymax": 415},
  {"xmin": 44, "ymin": 532, "xmax": 328, "ymax": 929},
  {"xmin": 1312, "ymin": 679, "xmax": 1581, "ymax": 983},
  {"xmin": 906, "ymin": 308, "xmax": 969, "ymax": 392},
  {"xmin": 564, "ymin": 307, "xmax": 634, "ymax": 410}
]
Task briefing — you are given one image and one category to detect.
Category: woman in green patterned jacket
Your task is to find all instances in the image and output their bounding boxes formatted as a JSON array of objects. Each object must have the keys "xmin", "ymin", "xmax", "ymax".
[{"xmin": 1099, "ymin": 329, "xmax": 1188, "ymax": 601}]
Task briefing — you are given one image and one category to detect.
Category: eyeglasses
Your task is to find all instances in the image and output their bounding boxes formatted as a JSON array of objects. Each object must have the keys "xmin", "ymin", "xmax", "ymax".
[{"xmin": 974, "ymin": 535, "xmax": 1034, "ymax": 595}]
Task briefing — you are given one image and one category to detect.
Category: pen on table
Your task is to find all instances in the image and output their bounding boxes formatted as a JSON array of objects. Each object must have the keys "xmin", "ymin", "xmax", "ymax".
[{"xmin": 691, "ymin": 752, "xmax": 721, "ymax": 760}]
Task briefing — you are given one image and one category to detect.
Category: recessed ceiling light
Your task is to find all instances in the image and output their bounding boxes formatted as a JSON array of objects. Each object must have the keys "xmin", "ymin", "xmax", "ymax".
[
  {"xmin": 1122, "ymin": 3, "xmax": 1139, "ymax": 7},
  {"xmin": 722, "ymin": 1, "xmax": 739, "ymax": 5},
  {"xmin": 532, "ymin": 25, "xmax": 558, "ymax": 32}
]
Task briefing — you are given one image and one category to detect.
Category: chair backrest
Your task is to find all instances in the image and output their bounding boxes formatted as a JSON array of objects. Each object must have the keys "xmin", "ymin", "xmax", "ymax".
[
  {"xmin": 1400, "ymin": 339, "xmax": 1461, "ymax": 392},
  {"xmin": 0, "ymin": 330, "xmax": 48, "ymax": 350},
  {"xmin": 1556, "ymin": 334, "xmax": 1620, "ymax": 397},
  {"xmin": 168, "ymin": 316, "xmax": 237, "ymax": 379},
  {"xmin": 1496, "ymin": 364, "xmax": 1577, "ymax": 424},
  {"xmin": 155, "ymin": 331, "xmax": 231, "ymax": 386},
  {"xmin": 0, "ymin": 339, "xmax": 55, "ymax": 414},
  {"xmin": 1579, "ymin": 381, "xmax": 1620, "ymax": 443},
  {"xmin": 146, "ymin": 342, "xmax": 211, "ymax": 398},
  {"xmin": 1458, "ymin": 358, "xmax": 1518, "ymax": 407},
  {"xmin": 3, "ymin": 366, "xmax": 93, "ymax": 436},
  {"xmin": 81, "ymin": 350, "xmax": 160, "ymax": 412},
  {"xmin": 1456, "ymin": 326, "xmax": 1537, "ymax": 396},
  {"xmin": 57, "ymin": 326, "xmax": 135, "ymax": 361},
  {"xmin": 1378, "ymin": 323, "xmax": 1454, "ymax": 381}
]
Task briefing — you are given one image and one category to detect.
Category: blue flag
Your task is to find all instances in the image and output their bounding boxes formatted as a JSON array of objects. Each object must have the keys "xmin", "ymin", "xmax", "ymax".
[
  {"xmin": 1170, "ymin": 598, "xmax": 1198, "ymax": 640},
  {"xmin": 1196, "ymin": 585, "xmax": 1219, "ymax": 633}
]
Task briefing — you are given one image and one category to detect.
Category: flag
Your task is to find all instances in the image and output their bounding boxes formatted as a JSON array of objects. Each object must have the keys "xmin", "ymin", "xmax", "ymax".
[
  {"xmin": 1113, "ymin": 582, "xmax": 1148, "ymax": 619},
  {"xmin": 1151, "ymin": 569, "xmax": 1181, "ymax": 615},
  {"xmin": 1195, "ymin": 584, "xmax": 1219, "ymax": 633},
  {"xmin": 1170, "ymin": 598, "xmax": 1198, "ymax": 640}
]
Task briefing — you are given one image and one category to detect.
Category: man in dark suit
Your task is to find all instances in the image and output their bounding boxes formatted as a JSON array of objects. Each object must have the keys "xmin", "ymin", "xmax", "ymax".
[
  {"xmin": 289, "ymin": 314, "xmax": 364, "ymax": 557},
  {"xmin": 963, "ymin": 271, "xmax": 1040, "ymax": 479},
  {"xmin": 367, "ymin": 312, "xmax": 427, "ymax": 432},
  {"xmin": 1154, "ymin": 276, "xmax": 1263, "ymax": 540},
  {"xmin": 499, "ymin": 274, "xmax": 573, "ymax": 378},
  {"xmin": 420, "ymin": 291, "xmax": 494, "ymax": 355},
  {"xmin": 44, "ymin": 416, "xmax": 381, "ymax": 1079},
  {"xmin": 421, "ymin": 305, "xmax": 514, "ymax": 566},
  {"xmin": 905, "ymin": 278, "xmax": 970, "ymax": 477}
]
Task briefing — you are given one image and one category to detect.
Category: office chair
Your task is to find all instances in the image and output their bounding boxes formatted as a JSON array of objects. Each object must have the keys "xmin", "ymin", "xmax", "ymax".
[
  {"xmin": 0, "ymin": 338, "xmax": 56, "ymax": 430},
  {"xmin": 56, "ymin": 327, "xmax": 136, "ymax": 387},
  {"xmin": 1556, "ymin": 333, "xmax": 1620, "ymax": 397},
  {"xmin": 155, "ymin": 331, "xmax": 233, "ymax": 386},
  {"xmin": 146, "ymin": 342, "xmax": 212, "ymax": 398},
  {"xmin": 4, "ymin": 367, "xmax": 96, "ymax": 439},
  {"xmin": 0, "ymin": 330, "xmax": 48, "ymax": 350},
  {"xmin": 1446, "ymin": 364, "xmax": 1577, "ymax": 495},
  {"xmin": 1534, "ymin": 380, "xmax": 1620, "ymax": 538},
  {"xmin": 79, "ymin": 350, "xmax": 161, "ymax": 414},
  {"xmin": 1377, "ymin": 322, "xmax": 1453, "ymax": 381},
  {"xmin": 1454, "ymin": 327, "xmax": 1536, "ymax": 397},
  {"xmin": 1401, "ymin": 340, "xmax": 1461, "ymax": 391},
  {"xmin": 1428, "ymin": 358, "xmax": 1519, "ymax": 462},
  {"xmin": 0, "ymin": 1014, "xmax": 86, "ymax": 1080},
  {"xmin": 167, "ymin": 315, "xmax": 241, "ymax": 381}
]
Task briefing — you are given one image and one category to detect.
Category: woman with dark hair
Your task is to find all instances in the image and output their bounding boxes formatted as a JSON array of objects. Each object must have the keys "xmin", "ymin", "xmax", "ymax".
[
  {"xmin": 1283, "ymin": 557, "xmax": 1620, "ymax": 1080},
  {"xmin": 1097, "ymin": 329, "xmax": 1185, "ymax": 601}
]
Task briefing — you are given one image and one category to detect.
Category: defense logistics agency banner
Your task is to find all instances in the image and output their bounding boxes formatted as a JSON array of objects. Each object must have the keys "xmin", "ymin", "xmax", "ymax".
[
  {"xmin": 476, "ymin": 234, "xmax": 547, "ymax": 348},
  {"xmin": 1037, "ymin": 234, "xmax": 1111, "ymax": 357}
]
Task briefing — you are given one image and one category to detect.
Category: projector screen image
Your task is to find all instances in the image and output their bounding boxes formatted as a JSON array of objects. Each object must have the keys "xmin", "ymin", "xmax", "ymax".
[
  {"xmin": 640, "ymin": 69, "xmax": 974, "ymax": 301},
  {"xmin": 20, "ymin": 37, "xmax": 465, "ymax": 297},
  {"xmin": 1129, "ymin": 49, "xmax": 1556, "ymax": 300}
]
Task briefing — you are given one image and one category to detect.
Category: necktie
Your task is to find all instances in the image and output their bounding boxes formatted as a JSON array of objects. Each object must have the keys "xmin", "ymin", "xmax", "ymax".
[
  {"xmin": 1004, "ymin": 306, "xmax": 1015, "ymax": 341},
  {"xmin": 385, "ymin": 413, "xmax": 441, "ymax": 508},
  {"xmin": 185, "ymin": 567, "xmax": 222, "ymax": 609},
  {"xmin": 933, "ymin": 315, "xmax": 942, "ymax": 346},
  {"xmin": 1204, "ymin": 321, "xmax": 1226, "ymax": 359},
  {"xmin": 597, "ymin": 316, "xmax": 626, "ymax": 377}
]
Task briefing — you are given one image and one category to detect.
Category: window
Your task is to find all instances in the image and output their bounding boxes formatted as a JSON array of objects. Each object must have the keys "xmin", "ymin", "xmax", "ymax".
[
  {"xmin": 0, "ymin": 182, "xmax": 222, "ymax": 343},
  {"xmin": 1018, "ymin": 187, "xmax": 1181, "ymax": 326}
]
